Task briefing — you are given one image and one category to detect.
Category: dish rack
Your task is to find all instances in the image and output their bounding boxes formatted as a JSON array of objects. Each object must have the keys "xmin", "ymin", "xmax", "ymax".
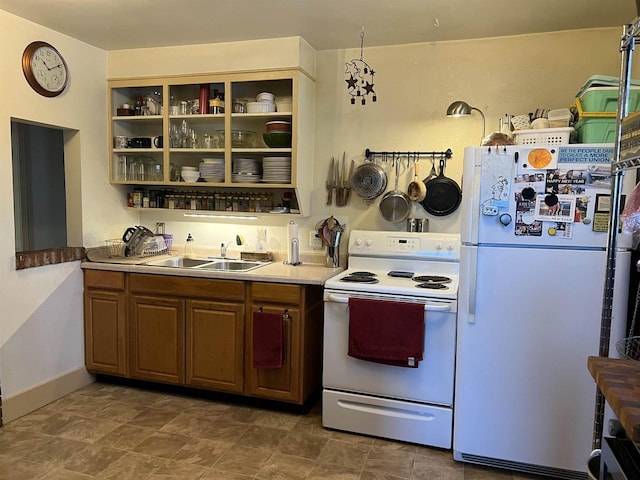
[{"xmin": 105, "ymin": 234, "xmax": 172, "ymax": 259}]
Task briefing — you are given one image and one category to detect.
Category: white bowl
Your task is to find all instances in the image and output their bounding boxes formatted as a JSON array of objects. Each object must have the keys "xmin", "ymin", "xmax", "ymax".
[
  {"xmin": 181, "ymin": 171, "xmax": 200, "ymax": 182},
  {"xmin": 247, "ymin": 101, "xmax": 276, "ymax": 113},
  {"xmin": 256, "ymin": 92, "xmax": 275, "ymax": 103},
  {"xmin": 181, "ymin": 166, "xmax": 197, "ymax": 171}
]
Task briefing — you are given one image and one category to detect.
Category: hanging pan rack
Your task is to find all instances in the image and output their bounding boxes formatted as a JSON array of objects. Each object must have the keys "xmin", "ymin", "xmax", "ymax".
[{"xmin": 365, "ymin": 148, "xmax": 452, "ymax": 163}]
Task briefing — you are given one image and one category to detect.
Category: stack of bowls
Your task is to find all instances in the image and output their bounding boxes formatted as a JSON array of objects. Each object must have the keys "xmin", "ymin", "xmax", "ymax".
[
  {"xmin": 263, "ymin": 120, "xmax": 292, "ymax": 148},
  {"xmin": 181, "ymin": 166, "xmax": 200, "ymax": 182},
  {"xmin": 247, "ymin": 92, "xmax": 276, "ymax": 113}
]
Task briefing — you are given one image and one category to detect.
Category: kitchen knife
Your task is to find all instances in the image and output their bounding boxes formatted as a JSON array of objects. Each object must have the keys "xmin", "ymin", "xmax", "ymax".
[
  {"xmin": 335, "ymin": 158, "xmax": 342, "ymax": 206},
  {"xmin": 326, "ymin": 157, "xmax": 335, "ymax": 205},
  {"xmin": 345, "ymin": 159, "xmax": 355, "ymax": 204}
]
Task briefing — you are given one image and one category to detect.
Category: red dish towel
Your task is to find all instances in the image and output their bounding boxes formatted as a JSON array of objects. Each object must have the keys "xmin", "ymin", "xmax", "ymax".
[
  {"xmin": 252, "ymin": 311, "xmax": 283, "ymax": 369},
  {"xmin": 348, "ymin": 297, "xmax": 425, "ymax": 368}
]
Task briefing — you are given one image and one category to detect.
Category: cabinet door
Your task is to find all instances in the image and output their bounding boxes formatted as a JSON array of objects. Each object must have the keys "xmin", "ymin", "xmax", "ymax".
[
  {"xmin": 84, "ymin": 289, "xmax": 127, "ymax": 375},
  {"xmin": 129, "ymin": 294, "xmax": 185, "ymax": 384},
  {"xmin": 186, "ymin": 299, "xmax": 245, "ymax": 393},
  {"xmin": 246, "ymin": 304, "xmax": 301, "ymax": 403}
]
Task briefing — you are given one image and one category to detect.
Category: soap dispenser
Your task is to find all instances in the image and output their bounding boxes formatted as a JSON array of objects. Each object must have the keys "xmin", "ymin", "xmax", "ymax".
[{"xmin": 185, "ymin": 233, "xmax": 195, "ymax": 259}]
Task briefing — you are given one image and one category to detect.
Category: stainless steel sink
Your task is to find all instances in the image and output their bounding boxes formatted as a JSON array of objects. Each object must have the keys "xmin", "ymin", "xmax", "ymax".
[
  {"xmin": 198, "ymin": 260, "xmax": 267, "ymax": 272},
  {"xmin": 144, "ymin": 257, "xmax": 214, "ymax": 268},
  {"xmin": 144, "ymin": 256, "xmax": 269, "ymax": 272}
]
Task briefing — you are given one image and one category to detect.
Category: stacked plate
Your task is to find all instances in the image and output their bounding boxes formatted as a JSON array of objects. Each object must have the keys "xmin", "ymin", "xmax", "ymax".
[
  {"xmin": 232, "ymin": 157, "xmax": 261, "ymax": 183},
  {"xmin": 199, "ymin": 158, "xmax": 225, "ymax": 182},
  {"xmin": 262, "ymin": 156, "xmax": 291, "ymax": 183}
]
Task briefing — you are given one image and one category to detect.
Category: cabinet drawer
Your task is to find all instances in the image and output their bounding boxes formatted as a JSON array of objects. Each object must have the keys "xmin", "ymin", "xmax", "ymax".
[
  {"xmin": 130, "ymin": 273, "xmax": 244, "ymax": 301},
  {"xmin": 84, "ymin": 270, "xmax": 125, "ymax": 290},
  {"xmin": 251, "ymin": 282, "xmax": 300, "ymax": 305}
]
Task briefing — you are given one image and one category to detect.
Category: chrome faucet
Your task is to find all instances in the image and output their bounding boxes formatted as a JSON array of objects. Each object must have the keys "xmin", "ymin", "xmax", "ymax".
[{"xmin": 220, "ymin": 235, "xmax": 244, "ymax": 259}]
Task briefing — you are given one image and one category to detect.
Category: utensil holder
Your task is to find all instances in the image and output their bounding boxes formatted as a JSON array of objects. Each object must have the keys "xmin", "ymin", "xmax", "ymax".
[{"xmin": 326, "ymin": 246, "xmax": 340, "ymax": 268}]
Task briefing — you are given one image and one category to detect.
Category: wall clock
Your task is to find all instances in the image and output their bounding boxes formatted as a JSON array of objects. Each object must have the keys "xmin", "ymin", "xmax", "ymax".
[{"xmin": 22, "ymin": 41, "xmax": 68, "ymax": 97}]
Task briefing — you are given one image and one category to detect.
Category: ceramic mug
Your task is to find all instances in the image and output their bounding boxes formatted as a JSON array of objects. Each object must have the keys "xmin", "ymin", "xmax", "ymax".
[
  {"xmin": 153, "ymin": 136, "xmax": 163, "ymax": 148},
  {"xmin": 128, "ymin": 137, "xmax": 152, "ymax": 148}
]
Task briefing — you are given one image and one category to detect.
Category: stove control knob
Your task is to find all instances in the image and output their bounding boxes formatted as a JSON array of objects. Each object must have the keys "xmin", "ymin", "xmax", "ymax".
[
  {"xmin": 435, "ymin": 242, "xmax": 443, "ymax": 251},
  {"xmin": 446, "ymin": 243, "xmax": 455, "ymax": 251},
  {"xmin": 354, "ymin": 238, "xmax": 363, "ymax": 247},
  {"xmin": 365, "ymin": 239, "xmax": 373, "ymax": 247}
]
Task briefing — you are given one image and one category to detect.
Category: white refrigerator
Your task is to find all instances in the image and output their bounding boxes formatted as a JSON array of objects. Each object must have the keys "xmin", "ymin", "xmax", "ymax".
[{"xmin": 454, "ymin": 144, "xmax": 632, "ymax": 478}]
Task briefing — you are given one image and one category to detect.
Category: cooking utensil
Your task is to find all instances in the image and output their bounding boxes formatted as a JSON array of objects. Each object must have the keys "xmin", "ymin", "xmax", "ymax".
[
  {"xmin": 351, "ymin": 159, "xmax": 388, "ymax": 203},
  {"xmin": 407, "ymin": 159, "xmax": 427, "ymax": 202},
  {"xmin": 419, "ymin": 157, "xmax": 462, "ymax": 216},
  {"xmin": 379, "ymin": 156, "xmax": 411, "ymax": 223},
  {"xmin": 326, "ymin": 157, "xmax": 335, "ymax": 205}
]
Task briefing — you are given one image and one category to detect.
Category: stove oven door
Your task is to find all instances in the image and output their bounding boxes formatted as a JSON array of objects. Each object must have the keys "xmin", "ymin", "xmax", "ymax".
[{"xmin": 322, "ymin": 289, "xmax": 457, "ymax": 447}]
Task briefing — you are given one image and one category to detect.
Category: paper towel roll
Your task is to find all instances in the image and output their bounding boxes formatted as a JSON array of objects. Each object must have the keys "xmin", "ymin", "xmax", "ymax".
[{"xmin": 287, "ymin": 220, "xmax": 300, "ymax": 265}]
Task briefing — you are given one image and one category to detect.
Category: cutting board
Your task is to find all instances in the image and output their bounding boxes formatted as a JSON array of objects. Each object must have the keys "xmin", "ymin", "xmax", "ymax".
[{"xmin": 588, "ymin": 356, "xmax": 640, "ymax": 442}]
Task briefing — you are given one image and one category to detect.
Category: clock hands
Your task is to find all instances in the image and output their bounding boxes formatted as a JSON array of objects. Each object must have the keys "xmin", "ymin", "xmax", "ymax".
[{"xmin": 40, "ymin": 58, "xmax": 62, "ymax": 71}]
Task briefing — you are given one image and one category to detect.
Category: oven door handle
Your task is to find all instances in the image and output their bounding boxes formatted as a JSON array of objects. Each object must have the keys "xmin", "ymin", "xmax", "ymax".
[{"xmin": 325, "ymin": 293, "xmax": 453, "ymax": 312}]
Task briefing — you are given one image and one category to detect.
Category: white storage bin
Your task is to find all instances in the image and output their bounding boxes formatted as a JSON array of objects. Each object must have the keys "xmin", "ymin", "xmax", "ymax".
[{"xmin": 514, "ymin": 127, "xmax": 574, "ymax": 145}]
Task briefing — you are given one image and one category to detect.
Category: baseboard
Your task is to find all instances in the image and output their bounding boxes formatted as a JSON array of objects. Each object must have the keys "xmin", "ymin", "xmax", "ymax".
[{"xmin": 2, "ymin": 367, "xmax": 95, "ymax": 424}]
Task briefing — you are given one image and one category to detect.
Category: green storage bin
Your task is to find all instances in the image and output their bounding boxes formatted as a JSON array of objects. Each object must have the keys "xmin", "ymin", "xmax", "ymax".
[
  {"xmin": 575, "ymin": 117, "xmax": 617, "ymax": 143},
  {"xmin": 579, "ymin": 87, "xmax": 640, "ymax": 113}
]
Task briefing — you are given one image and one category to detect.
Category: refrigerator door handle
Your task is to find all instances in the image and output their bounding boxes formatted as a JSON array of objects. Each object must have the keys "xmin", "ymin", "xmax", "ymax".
[{"xmin": 460, "ymin": 246, "xmax": 478, "ymax": 323}]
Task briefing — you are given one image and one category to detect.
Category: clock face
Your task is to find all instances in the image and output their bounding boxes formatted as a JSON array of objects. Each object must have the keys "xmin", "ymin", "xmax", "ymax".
[{"xmin": 22, "ymin": 42, "xmax": 68, "ymax": 97}]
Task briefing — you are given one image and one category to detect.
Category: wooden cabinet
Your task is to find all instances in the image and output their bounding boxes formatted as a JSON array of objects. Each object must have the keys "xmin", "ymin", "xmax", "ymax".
[
  {"xmin": 107, "ymin": 69, "xmax": 315, "ymax": 215},
  {"xmin": 246, "ymin": 282, "xmax": 323, "ymax": 404},
  {"xmin": 82, "ymin": 270, "xmax": 322, "ymax": 405},
  {"xmin": 186, "ymin": 299, "xmax": 244, "ymax": 393},
  {"xmin": 84, "ymin": 270, "xmax": 127, "ymax": 376},
  {"xmin": 128, "ymin": 273, "xmax": 244, "ymax": 387},
  {"xmin": 129, "ymin": 294, "xmax": 185, "ymax": 384}
]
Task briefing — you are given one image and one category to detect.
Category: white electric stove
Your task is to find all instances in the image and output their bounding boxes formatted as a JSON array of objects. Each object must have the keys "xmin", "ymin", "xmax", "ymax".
[{"xmin": 322, "ymin": 230, "xmax": 460, "ymax": 448}]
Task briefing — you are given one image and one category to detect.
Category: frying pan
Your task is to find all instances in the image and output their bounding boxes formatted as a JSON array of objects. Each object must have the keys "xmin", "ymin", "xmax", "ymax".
[
  {"xmin": 379, "ymin": 157, "xmax": 411, "ymax": 223},
  {"xmin": 419, "ymin": 158, "xmax": 462, "ymax": 216}
]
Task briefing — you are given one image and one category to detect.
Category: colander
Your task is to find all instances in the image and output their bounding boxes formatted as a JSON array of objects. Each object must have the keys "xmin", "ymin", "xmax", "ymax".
[{"xmin": 350, "ymin": 160, "xmax": 387, "ymax": 202}]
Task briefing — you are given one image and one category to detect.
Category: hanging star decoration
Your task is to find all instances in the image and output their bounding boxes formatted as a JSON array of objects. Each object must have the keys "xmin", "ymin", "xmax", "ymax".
[{"xmin": 345, "ymin": 29, "xmax": 377, "ymax": 105}]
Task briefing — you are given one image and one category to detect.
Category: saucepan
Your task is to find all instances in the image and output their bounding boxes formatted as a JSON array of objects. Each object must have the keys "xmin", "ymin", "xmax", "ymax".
[{"xmin": 379, "ymin": 156, "xmax": 411, "ymax": 223}]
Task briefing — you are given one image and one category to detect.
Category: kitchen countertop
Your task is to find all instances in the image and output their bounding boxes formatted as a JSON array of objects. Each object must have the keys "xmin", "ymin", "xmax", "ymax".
[
  {"xmin": 81, "ymin": 248, "xmax": 345, "ymax": 286},
  {"xmin": 587, "ymin": 356, "xmax": 640, "ymax": 443}
]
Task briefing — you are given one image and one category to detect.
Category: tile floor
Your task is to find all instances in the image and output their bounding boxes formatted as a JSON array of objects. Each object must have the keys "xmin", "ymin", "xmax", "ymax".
[{"xmin": 0, "ymin": 382, "xmax": 561, "ymax": 479}]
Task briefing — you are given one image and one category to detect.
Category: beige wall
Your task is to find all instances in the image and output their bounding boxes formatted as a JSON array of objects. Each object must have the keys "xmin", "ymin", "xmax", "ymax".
[
  {"xmin": 110, "ymin": 27, "xmax": 640, "ymax": 251},
  {"xmin": 0, "ymin": 10, "xmax": 132, "ymax": 411}
]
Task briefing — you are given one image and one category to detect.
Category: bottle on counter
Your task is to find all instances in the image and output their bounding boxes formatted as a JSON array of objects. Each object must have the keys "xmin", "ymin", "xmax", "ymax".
[{"xmin": 184, "ymin": 233, "xmax": 196, "ymax": 259}]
